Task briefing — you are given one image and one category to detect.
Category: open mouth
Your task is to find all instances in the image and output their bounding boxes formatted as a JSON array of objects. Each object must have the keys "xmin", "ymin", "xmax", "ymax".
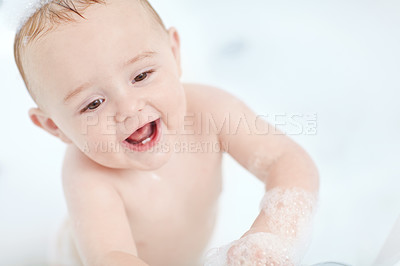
[{"xmin": 123, "ymin": 118, "xmax": 161, "ymax": 152}]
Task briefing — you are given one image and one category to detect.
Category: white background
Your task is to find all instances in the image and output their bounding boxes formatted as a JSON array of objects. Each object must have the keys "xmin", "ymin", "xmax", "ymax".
[{"xmin": 1, "ymin": 0, "xmax": 400, "ymax": 265}]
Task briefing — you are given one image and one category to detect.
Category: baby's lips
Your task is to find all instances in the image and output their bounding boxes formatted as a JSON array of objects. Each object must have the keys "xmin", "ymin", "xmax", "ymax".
[
  {"xmin": 122, "ymin": 116, "xmax": 160, "ymax": 140},
  {"xmin": 125, "ymin": 120, "xmax": 154, "ymax": 143},
  {"xmin": 121, "ymin": 118, "xmax": 162, "ymax": 152}
]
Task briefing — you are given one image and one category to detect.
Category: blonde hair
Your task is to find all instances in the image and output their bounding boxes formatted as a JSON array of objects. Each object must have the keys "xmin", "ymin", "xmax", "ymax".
[{"xmin": 14, "ymin": 0, "xmax": 166, "ymax": 100}]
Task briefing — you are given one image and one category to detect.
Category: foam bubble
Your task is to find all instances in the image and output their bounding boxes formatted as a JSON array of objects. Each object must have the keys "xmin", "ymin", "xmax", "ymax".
[
  {"xmin": 204, "ymin": 187, "xmax": 317, "ymax": 266},
  {"xmin": 259, "ymin": 187, "xmax": 317, "ymax": 240},
  {"xmin": 227, "ymin": 232, "xmax": 295, "ymax": 266},
  {"xmin": 204, "ymin": 243, "xmax": 231, "ymax": 266}
]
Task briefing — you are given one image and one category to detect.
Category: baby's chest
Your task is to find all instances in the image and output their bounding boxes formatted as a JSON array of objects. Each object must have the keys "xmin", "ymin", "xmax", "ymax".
[
  {"xmin": 132, "ymin": 153, "xmax": 220, "ymax": 215},
  {"xmin": 117, "ymin": 151, "xmax": 223, "ymax": 264}
]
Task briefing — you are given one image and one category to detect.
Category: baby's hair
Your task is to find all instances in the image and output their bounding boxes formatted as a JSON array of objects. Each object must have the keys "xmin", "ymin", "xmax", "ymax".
[{"xmin": 13, "ymin": 0, "xmax": 166, "ymax": 101}]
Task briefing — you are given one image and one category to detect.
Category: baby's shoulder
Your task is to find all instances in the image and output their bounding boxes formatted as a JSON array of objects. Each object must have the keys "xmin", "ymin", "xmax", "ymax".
[
  {"xmin": 183, "ymin": 83, "xmax": 243, "ymax": 113},
  {"xmin": 62, "ymin": 145, "xmax": 117, "ymax": 188},
  {"xmin": 182, "ymin": 83, "xmax": 249, "ymax": 142}
]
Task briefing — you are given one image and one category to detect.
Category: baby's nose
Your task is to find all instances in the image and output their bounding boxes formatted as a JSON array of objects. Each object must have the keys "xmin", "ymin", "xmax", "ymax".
[{"xmin": 114, "ymin": 99, "xmax": 144, "ymax": 123}]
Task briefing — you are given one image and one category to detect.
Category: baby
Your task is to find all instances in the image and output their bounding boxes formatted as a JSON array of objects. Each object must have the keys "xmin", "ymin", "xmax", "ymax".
[{"xmin": 13, "ymin": 0, "xmax": 320, "ymax": 265}]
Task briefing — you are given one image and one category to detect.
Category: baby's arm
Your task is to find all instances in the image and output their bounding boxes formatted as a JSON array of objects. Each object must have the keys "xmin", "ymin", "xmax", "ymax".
[
  {"xmin": 201, "ymin": 86, "xmax": 319, "ymax": 265},
  {"xmin": 62, "ymin": 147, "xmax": 148, "ymax": 266}
]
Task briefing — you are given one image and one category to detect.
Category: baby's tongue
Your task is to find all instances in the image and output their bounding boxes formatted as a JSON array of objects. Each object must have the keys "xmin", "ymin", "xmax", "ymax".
[{"xmin": 127, "ymin": 122, "xmax": 153, "ymax": 143}]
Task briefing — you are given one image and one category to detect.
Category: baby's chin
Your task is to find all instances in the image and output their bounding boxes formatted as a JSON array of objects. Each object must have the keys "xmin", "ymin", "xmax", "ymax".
[
  {"xmin": 82, "ymin": 144, "xmax": 174, "ymax": 171},
  {"xmin": 122, "ymin": 140, "xmax": 175, "ymax": 171},
  {"xmin": 129, "ymin": 150, "xmax": 174, "ymax": 171}
]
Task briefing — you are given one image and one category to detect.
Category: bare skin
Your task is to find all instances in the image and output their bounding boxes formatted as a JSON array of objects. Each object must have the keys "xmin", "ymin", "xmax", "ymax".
[
  {"xmin": 22, "ymin": 0, "xmax": 319, "ymax": 265},
  {"xmin": 57, "ymin": 82, "xmax": 318, "ymax": 266},
  {"xmin": 61, "ymin": 83, "xmax": 225, "ymax": 266}
]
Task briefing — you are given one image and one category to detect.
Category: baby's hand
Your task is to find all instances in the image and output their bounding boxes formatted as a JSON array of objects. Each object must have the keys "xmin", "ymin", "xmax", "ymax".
[
  {"xmin": 204, "ymin": 229, "xmax": 296, "ymax": 266},
  {"xmin": 204, "ymin": 187, "xmax": 317, "ymax": 266},
  {"xmin": 226, "ymin": 232, "xmax": 295, "ymax": 266}
]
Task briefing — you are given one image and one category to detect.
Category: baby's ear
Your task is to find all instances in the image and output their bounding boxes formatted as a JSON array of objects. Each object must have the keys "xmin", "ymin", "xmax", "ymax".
[
  {"xmin": 167, "ymin": 27, "xmax": 182, "ymax": 76},
  {"xmin": 29, "ymin": 108, "xmax": 72, "ymax": 144}
]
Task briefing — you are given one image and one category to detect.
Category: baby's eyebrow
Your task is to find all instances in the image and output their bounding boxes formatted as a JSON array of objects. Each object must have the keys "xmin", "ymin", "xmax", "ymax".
[
  {"xmin": 64, "ymin": 82, "xmax": 91, "ymax": 104},
  {"xmin": 120, "ymin": 51, "xmax": 156, "ymax": 70},
  {"xmin": 63, "ymin": 51, "xmax": 157, "ymax": 104}
]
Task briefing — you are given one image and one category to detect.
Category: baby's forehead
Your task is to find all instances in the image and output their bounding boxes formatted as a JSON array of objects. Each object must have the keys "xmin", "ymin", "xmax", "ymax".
[
  {"xmin": 82, "ymin": 0, "xmax": 165, "ymax": 33},
  {"xmin": 24, "ymin": 1, "xmax": 164, "ymax": 65},
  {"xmin": 24, "ymin": 0, "xmax": 164, "ymax": 46},
  {"xmin": 23, "ymin": 5, "xmax": 164, "ymax": 96},
  {"xmin": 14, "ymin": 0, "xmax": 166, "ymax": 108}
]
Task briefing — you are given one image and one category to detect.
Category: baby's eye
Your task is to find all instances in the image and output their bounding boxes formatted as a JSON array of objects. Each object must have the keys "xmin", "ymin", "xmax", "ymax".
[
  {"xmin": 133, "ymin": 70, "xmax": 154, "ymax": 83},
  {"xmin": 81, "ymin": 98, "xmax": 105, "ymax": 113},
  {"xmin": 134, "ymin": 72, "xmax": 147, "ymax": 82}
]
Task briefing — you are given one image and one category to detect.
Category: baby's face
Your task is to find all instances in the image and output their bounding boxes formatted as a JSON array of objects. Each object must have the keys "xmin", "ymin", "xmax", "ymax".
[{"xmin": 24, "ymin": 0, "xmax": 186, "ymax": 170}]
